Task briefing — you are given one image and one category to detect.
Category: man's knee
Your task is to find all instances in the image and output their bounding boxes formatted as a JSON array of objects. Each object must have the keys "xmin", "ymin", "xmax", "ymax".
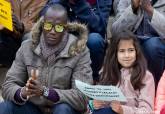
[
  {"xmin": 53, "ymin": 103, "xmax": 77, "ymax": 114},
  {"xmin": 93, "ymin": 107, "xmax": 117, "ymax": 114},
  {"xmin": 87, "ymin": 33, "xmax": 105, "ymax": 50},
  {"xmin": 142, "ymin": 38, "xmax": 164, "ymax": 55}
]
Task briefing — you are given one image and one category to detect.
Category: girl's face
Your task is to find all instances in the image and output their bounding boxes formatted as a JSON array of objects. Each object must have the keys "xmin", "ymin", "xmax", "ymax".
[{"xmin": 117, "ymin": 39, "xmax": 136, "ymax": 68}]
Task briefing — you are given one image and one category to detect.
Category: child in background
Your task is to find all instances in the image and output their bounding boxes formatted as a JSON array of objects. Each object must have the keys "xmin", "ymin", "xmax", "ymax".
[
  {"xmin": 155, "ymin": 70, "xmax": 165, "ymax": 114},
  {"xmin": 88, "ymin": 30, "xmax": 155, "ymax": 114}
]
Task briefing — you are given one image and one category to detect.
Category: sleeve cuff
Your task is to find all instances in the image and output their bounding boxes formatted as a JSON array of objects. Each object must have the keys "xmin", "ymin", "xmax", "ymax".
[
  {"xmin": 46, "ymin": 88, "xmax": 60, "ymax": 103},
  {"xmin": 14, "ymin": 88, "xmax": 27, "ymax": 104}
]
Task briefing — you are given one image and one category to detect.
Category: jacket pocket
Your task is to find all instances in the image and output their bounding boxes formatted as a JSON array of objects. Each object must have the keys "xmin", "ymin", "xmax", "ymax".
[{"xmin": 51, "ymin": 63, "xmax": 74, "ymax": 89}]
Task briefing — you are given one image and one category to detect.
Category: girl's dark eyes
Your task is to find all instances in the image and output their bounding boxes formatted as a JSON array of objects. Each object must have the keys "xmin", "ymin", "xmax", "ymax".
[
  {"xmin": 118, "ymin": 48, "xmax": 135, "ymax": 52},
  {"xmin": 128, "ymin": 48, "xmax": 135, "ymax": 52},
  {"xmin": 118, "ymin": 50, "xmax": 125, "ymax": 52}
]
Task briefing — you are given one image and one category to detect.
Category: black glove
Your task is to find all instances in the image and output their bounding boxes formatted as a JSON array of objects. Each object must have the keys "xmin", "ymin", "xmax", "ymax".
[{"xmin": 12, "ymin": 14, "xmax": 24, "ymax": 33}]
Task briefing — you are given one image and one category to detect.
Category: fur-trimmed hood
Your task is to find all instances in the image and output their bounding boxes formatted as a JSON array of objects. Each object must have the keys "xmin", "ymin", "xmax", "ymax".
[{"xmin": 30, "ymin": 17, "xmax": 88, "ymax": 56}]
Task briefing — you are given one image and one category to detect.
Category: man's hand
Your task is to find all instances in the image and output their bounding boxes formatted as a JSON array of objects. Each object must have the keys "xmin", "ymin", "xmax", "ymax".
[
  {"xmin": 26, "ymin": 77, "xmax": 44, "ymax": 97},
  {"xmin": 141, "ymin": 0, "xmax": 154, "ymax": 16},
  {"xmin": 20, "ymin": 87, "xmax": 31, "ymax": 99},
  {"xmin": 110, "ymin": 101, "xmax": 123, "ymax": 114},
  {"xmin": 25, "ymin": 69, "xmax": 43, "ymax": 97}
]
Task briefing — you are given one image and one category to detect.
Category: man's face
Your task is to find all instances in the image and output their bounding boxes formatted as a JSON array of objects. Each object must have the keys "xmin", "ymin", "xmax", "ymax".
[{"xmin": 43, "ymin": 8, "xmax": 67, "ymax": 46}]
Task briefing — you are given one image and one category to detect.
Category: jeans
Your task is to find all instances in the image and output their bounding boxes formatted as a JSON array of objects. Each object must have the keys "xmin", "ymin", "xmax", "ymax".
[
  {"xmin": 0, "ymin": 101, "xmax": 80, "ymax": 114},
  {"xmin": 87, "ymin": 33, "xmax": 106, "ymax": 81},
  {"xmin": 92, "ymin": 107, "xmax": 117, "ymax": 114},
  {"xmin": 138, "ymin": 37, "xmax": 165, "ymax": 86}
]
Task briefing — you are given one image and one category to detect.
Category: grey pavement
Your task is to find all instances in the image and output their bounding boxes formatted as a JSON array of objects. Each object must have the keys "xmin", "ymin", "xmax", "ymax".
[{"xmin": 0, "ymin": 67, "xmax": 9, "ymax": 102}]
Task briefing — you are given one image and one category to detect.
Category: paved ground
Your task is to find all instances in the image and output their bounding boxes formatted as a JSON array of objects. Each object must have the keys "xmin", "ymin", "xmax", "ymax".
[
  {"xmin": 0, "ymin": 67, "xmax": 9, "ymax": 102},
  {"xmin": 0, "ymin": 90, "xmax": 3, "ymax": 102}
]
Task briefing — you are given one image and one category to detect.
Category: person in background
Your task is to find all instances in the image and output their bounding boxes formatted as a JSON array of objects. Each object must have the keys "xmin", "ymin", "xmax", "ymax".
[
  {"xmin": 0, "ymin": 15, "xmax": 23, "ymax": 66},
  {"xmin": 88, "ymin": 30, "xmax": 155, "ymax": 114},
  {"xmin": 0, "ymin": 0, "xmax": 48, "ymax": 66},
  {"xmin": 40, "ymin": 0, "xmax": 113, "ymax": 83},
  {"xmin": 155, "ymin": 70, "xmax": 165, "ymax": 114},
  {"xmin": 112, "ymin": 0, "xmax": 165, "ymax": 86},
  {"xmin": 0, "ymin": 4, "xmax": 92, "ymax": 114},
  {"xmin": 9, "ymin": 0, "xmax": 48, "ymax": 33}
]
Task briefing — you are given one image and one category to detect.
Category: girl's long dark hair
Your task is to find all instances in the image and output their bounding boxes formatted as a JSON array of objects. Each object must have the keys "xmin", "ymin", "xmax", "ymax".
[{"xmin": 100, "ymin": 30, "xmax": 147, "ymax": 90}]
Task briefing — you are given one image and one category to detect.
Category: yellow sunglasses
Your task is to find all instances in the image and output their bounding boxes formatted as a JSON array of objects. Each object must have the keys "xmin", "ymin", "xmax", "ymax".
[{"xmin": 43, "ymin": 22, "xmax": 65, "ymax": 33}]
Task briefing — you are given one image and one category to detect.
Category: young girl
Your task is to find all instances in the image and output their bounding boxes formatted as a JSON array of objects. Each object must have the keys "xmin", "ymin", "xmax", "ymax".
[{"xmin": 88, "ymin": 31, "xmax": 155, "ymax": 114}]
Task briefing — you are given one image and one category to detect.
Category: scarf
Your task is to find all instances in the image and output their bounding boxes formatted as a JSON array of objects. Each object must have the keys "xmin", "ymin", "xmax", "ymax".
[{"xmin": 40, "ymin": 32, "xmax": 68, "ymax": 65}]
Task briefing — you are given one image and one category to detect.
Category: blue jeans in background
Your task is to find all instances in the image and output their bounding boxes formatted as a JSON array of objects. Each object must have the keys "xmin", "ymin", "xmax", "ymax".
[
  {"xmin": 138, "ymin": 37, "xmax": 165, "ymax": 86},
  {"xmin": 0, "ymin": 101, "xmax": 80, "ymax": 114},
  {"xmin": 92, "ymin": 107, "xmax": 117, "ymax": 114},
  {"xmin": 87, "ymin": 33, "xmax": 106, "ymax": 82}
]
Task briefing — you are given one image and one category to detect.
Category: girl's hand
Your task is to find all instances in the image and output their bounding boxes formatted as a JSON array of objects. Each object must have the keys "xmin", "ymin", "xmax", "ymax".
[
  {"xmin": 110, "ymin": 101, "xmax": 123, "ymax": 114},
  {"xmin": 93, "ymin": 100, "xmax": 107, "ymax": 109}
]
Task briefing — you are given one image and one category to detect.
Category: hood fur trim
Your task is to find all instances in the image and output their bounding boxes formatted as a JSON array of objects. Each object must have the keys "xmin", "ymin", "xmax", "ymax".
[{"xmin": 31, "ymin": 17, "xmax": 88, "ymax": 56}]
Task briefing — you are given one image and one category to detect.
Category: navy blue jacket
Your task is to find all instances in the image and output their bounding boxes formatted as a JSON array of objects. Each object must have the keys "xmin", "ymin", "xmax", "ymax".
[{"xmin": 40, "ymin": 0, "xmax": 112, "ymax": 37}]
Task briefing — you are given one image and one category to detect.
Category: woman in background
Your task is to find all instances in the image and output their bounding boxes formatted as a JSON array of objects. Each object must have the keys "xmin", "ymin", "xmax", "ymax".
[{"xmin": 155, "ymin": 70, "xmax": 165, "ymax": 114}]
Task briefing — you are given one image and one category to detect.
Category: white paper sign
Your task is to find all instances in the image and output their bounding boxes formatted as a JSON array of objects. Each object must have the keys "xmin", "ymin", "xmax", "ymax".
[{"xmin": 75, "ymin": 80, "xmax": 127, "ymax": 102}]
